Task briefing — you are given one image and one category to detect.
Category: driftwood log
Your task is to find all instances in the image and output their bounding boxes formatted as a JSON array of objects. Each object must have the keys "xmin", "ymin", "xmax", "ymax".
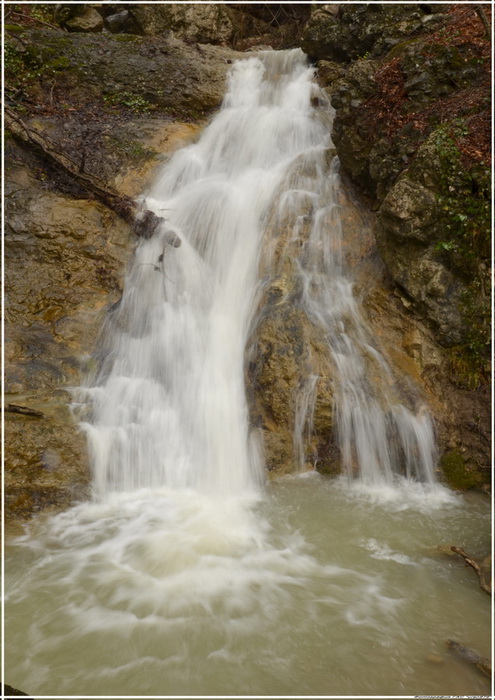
[
  {"xmin": 6, "ymin": 404, "xmax": 44, "ymax": 418},
  {"xmin": 446, "ymin": 639, "xmax": 492, "ymax": 678},
  {"xmin": 5, "ymin": 108, "xmax": 181, "ymax": 248},
  {"xmin": 451, "ymin": 546, "xmax": 492, "ymax": 596}
]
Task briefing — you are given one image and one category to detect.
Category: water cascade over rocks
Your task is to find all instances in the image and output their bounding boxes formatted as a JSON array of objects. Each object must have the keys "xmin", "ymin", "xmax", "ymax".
[
  {"xmin": 82, "ymin": 48, "xmax": 437, "ymax": 496},
  {"xmin": 7, "ymin": 50, "xmax": 489, "ymax": 699}
]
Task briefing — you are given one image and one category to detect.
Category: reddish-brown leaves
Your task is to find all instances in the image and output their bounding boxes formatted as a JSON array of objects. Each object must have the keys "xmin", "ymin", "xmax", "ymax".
[{"xmin": 359, "ymin": 4, "xmax": 491, "ymax": 166}]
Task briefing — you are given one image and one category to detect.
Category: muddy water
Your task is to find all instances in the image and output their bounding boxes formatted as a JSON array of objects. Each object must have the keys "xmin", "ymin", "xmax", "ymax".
[{"xmin": 5, "ymin": 475, "xmax": 490, "ymax": 697}]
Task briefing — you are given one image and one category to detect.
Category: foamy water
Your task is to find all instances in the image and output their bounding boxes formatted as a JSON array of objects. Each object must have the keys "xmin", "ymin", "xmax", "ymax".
[{"xmin": 5, "ymin": 479, "xmax": 491, "ymax": 696}]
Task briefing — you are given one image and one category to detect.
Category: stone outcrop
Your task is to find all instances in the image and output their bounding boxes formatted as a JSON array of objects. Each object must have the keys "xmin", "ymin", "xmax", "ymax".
[
  {"xmin": 301, "ymin": 4, "xmax": 447, "ymax": 63},
  {"xmin": 247, "ymin": 280, "xmax": 336, "ymax": 477},
  {"xmin": 52, "ymin": 3, "xmax": 310, "ymax": 51},
  {"xmin": 320, "ymin": 7, "xmax": 490, "ymax": 340},
  {"xmin": 5, "ymin": 27, "xmax": 242, "ymax": 122},
  {"xmin": 129, "ymin": 4, "xmax": 234, "ymax": 45},
  {"xmin": 316, "ymin": 4, "xmax": 491, "ymax": 486},
  {"xmin": 65, "ymin": 6, "xmax": 104, "ymax": 33}
]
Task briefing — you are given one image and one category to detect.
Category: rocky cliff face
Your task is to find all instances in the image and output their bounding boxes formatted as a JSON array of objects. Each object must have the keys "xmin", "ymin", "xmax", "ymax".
[
  {"xmin": 4, "ymin": 4, "xmax": 491, "ymax": 519},
  {"xmin": 309, "ymin": 5, "xmax": 490, "ymax": 357},
  {"xmin": 306, "ymin": 4, "xmax": 491, "ymax": 488}
]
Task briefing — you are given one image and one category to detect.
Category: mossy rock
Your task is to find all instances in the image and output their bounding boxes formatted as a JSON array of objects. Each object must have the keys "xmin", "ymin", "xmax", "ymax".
[
  {"xmin": 113, "ymin": 34, "xmax": 142, "ymax": 43},
  {"xmin": 301, "ymin": 4, "xmax": 440, "ymax": 63},
  {"xmin": 4, "ymin": 24, "xmax": 27, "ymax": 33},
  {"xmin": 440, "ymin": 450, "xmax": 484, "ymax": 490}
]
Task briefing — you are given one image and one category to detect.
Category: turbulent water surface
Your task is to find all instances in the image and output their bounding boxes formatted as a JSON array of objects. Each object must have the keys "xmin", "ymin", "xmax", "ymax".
[
  {"xmin": 5, "ymin": 480, "xmax": 491, "ymax": 696},
  {"xmin": 5, "ymin": 49, "xmax": 491, "ymax": 697}
]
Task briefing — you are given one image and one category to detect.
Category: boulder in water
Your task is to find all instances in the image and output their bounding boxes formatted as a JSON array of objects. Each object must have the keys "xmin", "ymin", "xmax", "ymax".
[{"xmin": 133, "ymin": 210, "xmax": 181, "ymax": 247}]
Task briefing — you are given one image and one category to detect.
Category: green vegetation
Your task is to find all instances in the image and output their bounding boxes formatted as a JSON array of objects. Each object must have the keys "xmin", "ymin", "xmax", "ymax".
[
  {"xmin": 103, "ymin": 91, "xmax": 155, "ymax": 114},
  {"xmin": 5, "ymin": 4, "xmax": 56, "ymax": 24},
  {"xmin": 4, "ymin": 33, "xmax": 75, "ymax": 105},
  {"xmin": 105, "ymin": 136, "xmax": 157, "ymax": 164},
  {"xmin": 112, "ymin": 34, "xmax": 142, "ymax": 43},
  {"xmin": 433, "ymin": 121, "xmax": 490, "ymax": 264},
  {"xmin": 440, "ymin": 450, "xmax": 484, "ymax": 490},
  {"xmin": 432, "ymin": 121, "xmax": 491, "ymax": 387}
]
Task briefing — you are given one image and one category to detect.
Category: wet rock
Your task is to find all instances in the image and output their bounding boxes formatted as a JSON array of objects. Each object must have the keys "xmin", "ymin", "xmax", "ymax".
[
  {"xmin": 301, "ymin": 4, "xmax": 443, "ymax": 63},
  {"xmin": 130, "ymin": 4, "xmax": 233, "ymax": 45},
  {"xmin": 13, "ymin": 28, "xmax": 242, "ymax": 121},
  {"xmin": 379, "ymin": 178, "xmax": 439, "ymax": 243},
  {"xmin": 5, "ymin": 403, "xmax": 91, "ymax": 518},
  {"xmin": 331, "ymin": 59, "xmax": 379, "ymax": 192},
  {"xmin": 327, "ymin": 6, "xmax": 491, "ymax": 481},
  {"xmin": 4, "ymin": 158, "xmax": 129, "ymax": 517},
  {"xmin": 364, "ymin": 278, "xmax": 491, "ymax": 488},
  {"xmin": 440, "ymin": 451, "xmax": 484, "ymax": 490},
  {"xmin": 375, "ymin": 172, "xmax": 464, "ymax": 345},
  {"xmin": 5, "ymin": 177, "xmax": 130, "ymax": 389},
  {"xmin": 226, "ymin": 4, "xmax": 310, "ymax": 28},
  {"xmin": 247, "ymin": 299, "xmax": 335, "ymax": 476},
  {"xmin": 316, "ymin": 60, "xmax": 345, "ymax": 93},
  {"xmin": 104, "ymin": 10, "xmax": 134, "ymax": 34},
  {"xmin": 246, "ymin": 159, "xmax": 337, "ymax": 476},
  {"xmin": 133, "ymin": 209, "xmax": 181, "ymax": 246},
  {"xmin": 65, "ymin": 7, "xmax": 104, "ymax": 33},
  {"xmin": 4, "ymin": 117, "xmax": 201, "ymax": 519}
]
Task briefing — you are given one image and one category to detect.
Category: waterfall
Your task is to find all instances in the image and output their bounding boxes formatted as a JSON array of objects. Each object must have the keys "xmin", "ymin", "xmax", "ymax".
[
  {"xmin": 295, "ymin": 154, "xmax": 438, "ymax": 485},
  {"xmin": 9, "ymin": 50, "xmax": 480, "ymax": 700},
  {"xmin": 78, "ymin": 48, "xmax": 437, "ymax": 498}
]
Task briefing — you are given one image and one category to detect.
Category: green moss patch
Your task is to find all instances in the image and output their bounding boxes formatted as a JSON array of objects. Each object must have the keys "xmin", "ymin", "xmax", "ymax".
[{"xmin": 440, "ymin": 450, "xmax": 484, "ymax": 490}]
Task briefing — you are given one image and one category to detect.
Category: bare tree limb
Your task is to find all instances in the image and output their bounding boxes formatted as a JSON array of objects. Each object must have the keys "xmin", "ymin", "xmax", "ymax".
[
  {"xmin": 5, "ymin": 107, "xmax": 181, "ymax": 247},
  {"xmin": 475, "ymin": 5, "xmax": 491, "ymax": 38},
  {"xmin": 446, "ymin": 639, "xmax": 492, "ymax": 678},
  {"xmin": 6, "ymin": 106, "xmax": 136, "ymax": 222},
  {"xmin": 451, "ymin": 546, "xmax": 492, "ymax": 596},
  {"xmin": 9, "ymin": 8, "xmax": 62, "ymax": 32}
]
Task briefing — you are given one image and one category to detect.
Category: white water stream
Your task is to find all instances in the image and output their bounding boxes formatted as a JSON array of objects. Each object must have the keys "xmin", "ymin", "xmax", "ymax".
[{"xmin": 5, "ymin": 50, "xmax": 491, "ymax": 697}]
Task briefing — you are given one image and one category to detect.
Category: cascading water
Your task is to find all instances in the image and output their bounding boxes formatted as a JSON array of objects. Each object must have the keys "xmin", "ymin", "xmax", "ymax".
[
  {"xmin": 82, "ymin": 49, "xmax": 327, "ymax": 499},
  {"xmin": 81, "ymin": 47, "xmax": 436, "ymax": 494},
  {"xmin": 294, "ymin": 151, "xmax": 438, "ymax": 485},
  {"xmin": 5, "ymin": 50, "xmax": 491, "ymax": 698}
]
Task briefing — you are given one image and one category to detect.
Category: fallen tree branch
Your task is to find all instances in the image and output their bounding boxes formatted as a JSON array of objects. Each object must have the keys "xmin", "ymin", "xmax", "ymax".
[
  {"xmin": 9, "ymin": 9, "xmax": 62, "ymax": 32},
  {"xmin": 6, "ymin": 404, "xmax": 44, "ymax": 418},
  {"xmin": 5, "ymin": 107, "xmax": 181, "ymax": 247},
  {"xmin": 6, "ymin": 106, "xmax": 135, "ymax": 222},
  {"xmin": 475, "ymin": 5, "xmax": 491, "ymax": 38},
  {"xmin": 451, "ymin": 546, "xmax": 492, "ymax": 596},
  {"xmin": 446, "ymin": 639, "xmax": 492, "ymax": 678}
]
